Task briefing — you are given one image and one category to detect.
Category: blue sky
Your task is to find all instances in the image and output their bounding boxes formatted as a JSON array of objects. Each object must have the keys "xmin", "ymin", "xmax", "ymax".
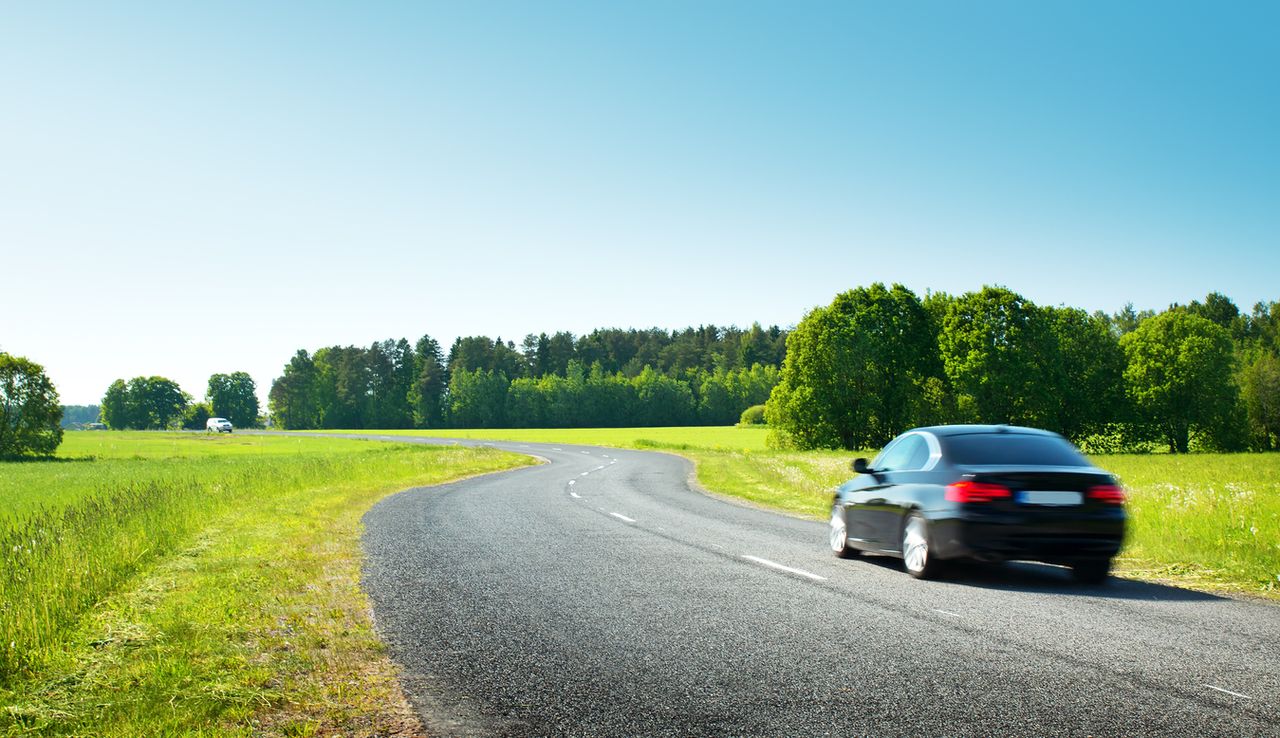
[{"xmin": 2, "ymin": 1, "xmax": 1277, "ymax": 405}]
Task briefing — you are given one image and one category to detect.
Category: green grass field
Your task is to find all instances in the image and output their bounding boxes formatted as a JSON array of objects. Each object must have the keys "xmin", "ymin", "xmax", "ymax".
[
  {"xmin": 338, "ymin": 426, "xmax": 1280, "ymax": 596},
  {"xmin": 0, "ymin": 431, "xmax": 532, "ymax": 736}
]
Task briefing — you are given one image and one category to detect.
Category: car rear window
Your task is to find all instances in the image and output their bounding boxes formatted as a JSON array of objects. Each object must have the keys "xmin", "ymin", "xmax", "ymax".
[{"xmin": 942, "ymin": 433, "xmax": 1089, "ymax": 467}]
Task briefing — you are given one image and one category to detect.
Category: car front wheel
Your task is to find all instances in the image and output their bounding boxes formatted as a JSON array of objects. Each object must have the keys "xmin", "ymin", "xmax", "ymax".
[
  {"xmin": 902, "ymin": 513, "xmax": 941, "ymax": 579},
  {"xmin": 829, "ymin": 506, "xmax": 859, "ymax": 559}
]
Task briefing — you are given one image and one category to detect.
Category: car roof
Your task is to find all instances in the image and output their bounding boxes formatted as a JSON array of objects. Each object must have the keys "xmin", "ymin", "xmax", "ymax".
[{"xmin": 907, "ymin": 424, "xmax": 1060, "ymax": 438}]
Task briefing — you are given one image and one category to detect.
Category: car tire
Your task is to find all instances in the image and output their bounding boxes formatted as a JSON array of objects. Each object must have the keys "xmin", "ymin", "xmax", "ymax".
[
  {"xmin": 829, "ymin": 506, "xmax": 859, "ymax": 559},
  {"xmin": 1071, "ymin": 559, "xmax": 1111, "ymax": 585},
  {"xmin": 901, "ymin": 512, "xmax": 941, "ymax": 579}
]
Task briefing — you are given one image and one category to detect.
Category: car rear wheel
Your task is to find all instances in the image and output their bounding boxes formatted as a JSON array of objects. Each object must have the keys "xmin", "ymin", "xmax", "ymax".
[
  {"xmin": 829, "ymin": 506, "xmax": 859, "ymax": 558},
  {"xmin": 902, "ymin": 513, "xmax": 940, "ymax": 579},
  {"xmin": 1071, "ymin": 559, "xmax": 1111, "ymax": 585}
]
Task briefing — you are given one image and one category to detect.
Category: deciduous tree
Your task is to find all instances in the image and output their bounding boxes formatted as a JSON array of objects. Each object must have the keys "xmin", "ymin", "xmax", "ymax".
[
  {"xmin": 0, "ymin": 353, "xmax": 63, "ymax": 458},
  {"xmin": 766, "ymin": 283, "xmax": 942, "ymax": 449},
  {"xmin": 1240, "ymin": 351, "xmax": 1280, "ymax": 450},
  {"xmin": 207, "ymin": 371, "xmax": 259, "ymax": 428},
  {"xmin": 1121, "ymin": 311, "xmax": 1238, "ymax": 453},
  {"xmin": 939, "ymin": 287, "xmax": 1059, "ymax": 430}
]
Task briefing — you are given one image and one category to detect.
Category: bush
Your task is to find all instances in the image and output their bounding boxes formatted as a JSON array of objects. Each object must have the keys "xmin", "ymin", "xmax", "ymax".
[{"xmin": 738, "ymin": 404, "xmax": 766, "ymax": 426}]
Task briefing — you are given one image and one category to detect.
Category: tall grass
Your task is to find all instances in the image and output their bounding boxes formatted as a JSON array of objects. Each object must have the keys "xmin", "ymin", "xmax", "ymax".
[
  {"xmin": 1107, "ymin": 454, "xmax": 1280, "ymax": 592},
  {"xmin": 0, "ymin": 434, "xmax": 525, "ymax": 687}
]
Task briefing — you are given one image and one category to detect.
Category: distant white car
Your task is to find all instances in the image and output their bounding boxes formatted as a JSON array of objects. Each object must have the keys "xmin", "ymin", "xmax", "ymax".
[{"xmin": 207, "ymin": 417, "xmax": 233, "ymax": 433}]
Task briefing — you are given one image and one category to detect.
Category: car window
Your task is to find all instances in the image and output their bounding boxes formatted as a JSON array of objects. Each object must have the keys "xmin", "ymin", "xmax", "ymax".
[
  {"xmin": 877, "ymin": 434, "xmax": 926, "ymax": 471},
  {"xmin": 903, "ymin": 436, "xmax": 933, "ymax": 470},
  {"xmin": 942, "ymin": 433, "xmax": 1089, "ymax": 466},
  {"xmin": 870, "ymin": 437, "xmax": 901, "ymax": 470}
]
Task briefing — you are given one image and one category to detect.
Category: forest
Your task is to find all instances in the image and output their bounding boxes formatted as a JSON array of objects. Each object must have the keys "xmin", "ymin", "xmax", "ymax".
[{"xmin": 267, "ymin": 325, "xmax": 788, "ymax": 430}]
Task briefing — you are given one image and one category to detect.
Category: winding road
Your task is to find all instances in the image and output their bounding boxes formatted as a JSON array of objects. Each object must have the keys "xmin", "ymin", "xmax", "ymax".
[{"xmin": 350, "ymin": 435, "xmax": 1278, "ymax": 736}]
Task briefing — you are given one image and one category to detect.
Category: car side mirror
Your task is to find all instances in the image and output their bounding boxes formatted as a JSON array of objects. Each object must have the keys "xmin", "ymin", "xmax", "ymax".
[{"xmin": 852, "ymin": 458, "xmax": 871, "ymax": 474}]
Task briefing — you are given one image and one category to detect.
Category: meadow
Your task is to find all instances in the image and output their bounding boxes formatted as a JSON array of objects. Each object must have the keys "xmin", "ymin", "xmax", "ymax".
[
  {"xmin": 345, "ymin": 426, "xmax": 1280, "ymax": 596},
  {"xmin": 0, "ymin": 432, "xmax": 531, "ymax": 736}
]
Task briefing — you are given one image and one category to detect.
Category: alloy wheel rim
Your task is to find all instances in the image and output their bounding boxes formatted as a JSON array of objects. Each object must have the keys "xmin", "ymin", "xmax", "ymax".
[
  {"xmin": 829, "ymin": 510, "xmax": 847, "ymax": 552},
  {"xmin": 903, "ymin": 517, "xmax": 928, "ymax": 573}
]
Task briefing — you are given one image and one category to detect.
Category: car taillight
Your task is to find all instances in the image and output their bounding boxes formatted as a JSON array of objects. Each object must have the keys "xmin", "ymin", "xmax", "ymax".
[
  {"xmin": 1087, "ymin": 484, "xmax": 1126, "ymax": 504},
  {"xmin": 945, "ymin": 481, "xmax": 1012, "ymax": 503}
]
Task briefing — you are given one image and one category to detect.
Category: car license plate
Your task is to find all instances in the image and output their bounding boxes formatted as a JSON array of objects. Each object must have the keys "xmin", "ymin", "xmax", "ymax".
[{"xmin": 1018, "ymin": 490, "xmax": 1082, "ymax": 506}]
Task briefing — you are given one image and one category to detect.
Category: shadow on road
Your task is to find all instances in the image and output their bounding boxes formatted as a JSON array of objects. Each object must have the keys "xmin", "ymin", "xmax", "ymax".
[{"xmin": 854, "ymin": 554, "xmax": 1224, "ymax": 602}]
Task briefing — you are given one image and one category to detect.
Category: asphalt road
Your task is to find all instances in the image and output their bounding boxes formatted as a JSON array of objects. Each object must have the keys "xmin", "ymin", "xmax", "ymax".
[{"xmin": 353, "ymin": 436, "xmax": 1278, "ymax": 737}]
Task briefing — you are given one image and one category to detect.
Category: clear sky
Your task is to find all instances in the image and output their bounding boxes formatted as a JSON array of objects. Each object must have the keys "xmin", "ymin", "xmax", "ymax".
[{"xmin": 2, "ymin": 1, "xmax": 1277, "ymax": 405}]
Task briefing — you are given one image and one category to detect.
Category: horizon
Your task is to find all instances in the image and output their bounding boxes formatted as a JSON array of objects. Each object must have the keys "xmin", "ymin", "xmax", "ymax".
[{"xmin": 3, "ymin": 2, "xmax": 1276, "ymax": 406}]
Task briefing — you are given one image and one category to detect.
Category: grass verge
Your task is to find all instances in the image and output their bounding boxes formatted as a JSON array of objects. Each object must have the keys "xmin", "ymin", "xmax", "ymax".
[{"xmin": 1, "ymin": 431, "xmax": 532, "ymax": 735}]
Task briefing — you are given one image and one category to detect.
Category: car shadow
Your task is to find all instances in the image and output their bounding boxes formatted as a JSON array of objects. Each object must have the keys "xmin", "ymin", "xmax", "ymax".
[{"xmin": 855, "ymin": 554, "xmax": 1224, "ymax": 602}]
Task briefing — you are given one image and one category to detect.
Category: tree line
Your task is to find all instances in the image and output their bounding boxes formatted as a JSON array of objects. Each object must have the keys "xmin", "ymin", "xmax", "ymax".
[
  {"xmin": 100, "ymin": 372, "xmax": 260, "ymax": 430},
  {"xmin": 267, "ymin": 325, "xmax": 788, "ymax": 430},
  {"xmin": 767, "ymin": 284, "xmax": 1280, "ymax": 453}
]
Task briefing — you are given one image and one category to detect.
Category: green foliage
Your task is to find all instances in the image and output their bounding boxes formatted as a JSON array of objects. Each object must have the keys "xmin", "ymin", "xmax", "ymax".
[
  {"xmin": 0, "ymin": 353, "xmax": 63, "ymax": 458},
  {"xmin": 182, "ymin": 401, "xmax": 213, "ymax": 430},
  {"xmin": 100, "ymin": 379, "xmax": 129, "ymax": 430},
  {"xmin": 1240, "ymin": 351, "xmax": 1280, "ymax": 450},
  {"xmin": 940, "ymin": 286, "xmax": 1060, "ymax": 428},
  {"xmin": 58, "ymin": 405, "xmax": 100, "ymax": 429},
  {"xmin": 270, "ymin": 324, "xmax": 788, "ymax": 430},
  {"xmin": 767, "ymin": 283, "xmax": 943, "ymax": 449},
  {"xmin": 739, "ymin": 404, "xmax": 766, "ymax": 425},
  {"xmin": 206, "ymin": 371, "xmax": 259, "ymax": 427},
  {"xmin": 1122, "ymin": 311, "xmax": 1240, "ymax": 453},
  {"xmin": 633, "ymin": 366, "xmax": 696, "ymax": 426},
  {"xmin": 447, "ymin": 368, "xmax": 510, "ymax": 428},
  {"xmin": 268, "ymin": 349, "xmax": 320, "ymax": 430},
  {"xmin": 102, "ymin": 376, "xmax": 190, "ymax": 430},
  {"xmin": 410, "ymin": 335, "xmax": 447, "ymax": 428},
  {"xmin": 1046, "ymin": 306, "xmax": 1127, "ymax": 440}
]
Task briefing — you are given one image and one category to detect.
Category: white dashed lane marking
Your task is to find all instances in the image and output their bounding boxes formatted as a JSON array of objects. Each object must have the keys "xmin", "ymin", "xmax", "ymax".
[
  {"xmin": 933, "ymin": 609, "xmax": 962, "ymax": 618},
  {"xmin": 569, "ymin": 491, "xmax": 582, "ymax": 499},
  {"xmin": 741, "ymin": 555, "xmax": 827, "ymax": 582},
  {"xmin": 1203, "ymin": 684, "xmax": 1251, "ymax": 699},
  {"xmin": 610, "ymin": 512, "xmax": 637, "ymax": 524}
]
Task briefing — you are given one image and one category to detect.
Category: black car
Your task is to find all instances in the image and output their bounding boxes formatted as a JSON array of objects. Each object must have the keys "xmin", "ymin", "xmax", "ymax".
[{"xmin": 829, "ymin": 425, "xmax": 1126, "ymax": 583}]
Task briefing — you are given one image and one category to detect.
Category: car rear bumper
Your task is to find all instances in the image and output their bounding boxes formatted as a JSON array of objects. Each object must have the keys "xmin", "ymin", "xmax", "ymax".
[{"xmin": 931, "ymin": 512, "xmax": 1125, "ymax": 564}]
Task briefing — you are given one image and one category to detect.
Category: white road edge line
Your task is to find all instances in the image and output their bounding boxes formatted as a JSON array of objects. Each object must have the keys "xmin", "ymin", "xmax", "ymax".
[
  {"xmin": 933, "ymin": 609, "xmax": 962, "ymax": 618},
  {"xmin": 741, "ymin": 555, "xmax": 827, "ymax": 582},
  {"xmin": 580, "ymin": 472, "xmax": 589, "ymax": 477},
  {"xmin": 610, "ymin": 512, "xmax": 636, "ymax": 523},
  {"xmin": 1203, "ymin": 684, "xmax": 1251, "ymax": 699}
]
